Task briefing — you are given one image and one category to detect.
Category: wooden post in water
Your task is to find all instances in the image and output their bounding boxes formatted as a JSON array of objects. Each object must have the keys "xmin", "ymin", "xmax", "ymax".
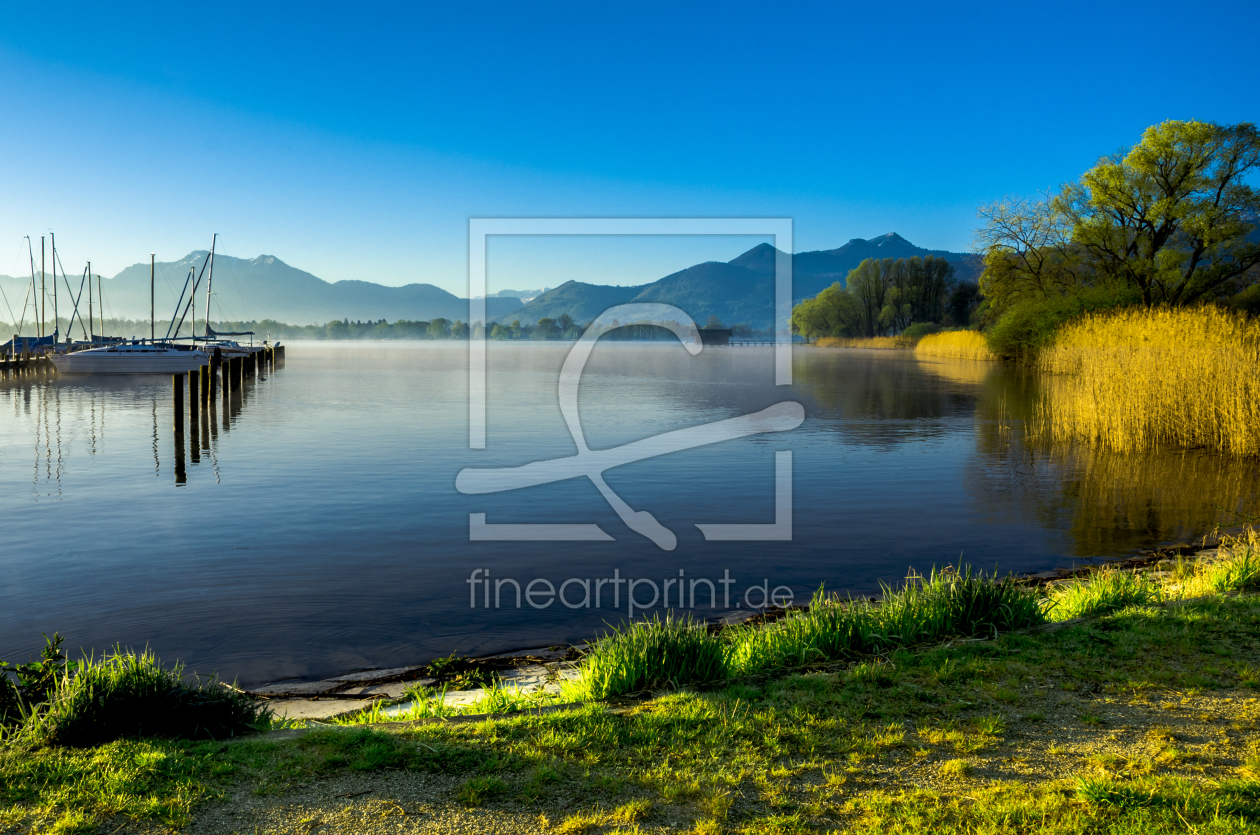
[
  {"xmin": 173, "ymin": 373, "xmax": 186, "ymax": 436},
  {"xmin": 200, "ymin": 364, "xmax": 210, "ymax": 408},
  {"xmin": 208, "ymin": 357, "xmax": 218, "ymax": 400},
  {"xmin": 188, "ymin": 368, "xmax": 200, "ymax": 451},
  {"xmin": 220, "ymin": 358, "xmax": 230, "ymax": 429}
]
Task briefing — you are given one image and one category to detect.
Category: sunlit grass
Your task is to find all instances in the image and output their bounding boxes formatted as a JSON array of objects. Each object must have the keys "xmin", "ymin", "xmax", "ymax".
[
  {"xmin": 1180, "ymin": 529, "xmax": 1260, "ymax": 598},
  {"xmin": 1046, "ymin": 568, "xmax": 1163, "ymax": 621},
  {"xmin": 6, "ymin": 573, "xmax": 1260, "ymax": 834},
  {"xmin": 1036, "ymin": 305, "xmax": 1260, "ymax": 454},
  {"xmin": 571, "ymin": 568, "xmax": 1046, "ymax": 699},
  {"xmin": 914, "ymin": 330, "xmax": 996, "ymax": 361},
  {"xmin": 579, "ymin": 615, "xmax": 729, "ymax": 699},
  {"xmin": 15, "ymin": 648, "xmax": 269, "ymax": 749}
]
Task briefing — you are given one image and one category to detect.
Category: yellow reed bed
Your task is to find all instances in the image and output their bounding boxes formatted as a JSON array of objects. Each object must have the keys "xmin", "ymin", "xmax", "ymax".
[
  {"xmin": 813, "ymin": 336, "xmax": 908, "ymax": 349},
  {"xmin": 1036, "ymin": 306, "xmax": 1260, "ymax": 454},
  {"xmin": 913, "ymin": 330, "xmax": 996, "ymax": 361}
]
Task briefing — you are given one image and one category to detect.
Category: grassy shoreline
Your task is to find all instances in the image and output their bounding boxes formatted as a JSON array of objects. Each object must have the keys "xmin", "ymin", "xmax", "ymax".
[{"xmin": 4, "ymin": 538, "xmax": 1260, "ymax": 834}]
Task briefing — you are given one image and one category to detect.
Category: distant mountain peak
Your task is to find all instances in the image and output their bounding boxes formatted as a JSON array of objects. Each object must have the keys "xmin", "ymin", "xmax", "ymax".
[
  {"xmin": 727, "ymin": 242, "xmax": 783, "ymax": 275},
  {"xmin": 871, "ymin": 232, "xmax": 910, "ymax": 245}
]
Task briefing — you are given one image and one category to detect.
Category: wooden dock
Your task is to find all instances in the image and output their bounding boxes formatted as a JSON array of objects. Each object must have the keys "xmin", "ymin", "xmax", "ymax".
[{"xmin": 0, "ymin": 353, "xmax": 54, "ymax": 378}]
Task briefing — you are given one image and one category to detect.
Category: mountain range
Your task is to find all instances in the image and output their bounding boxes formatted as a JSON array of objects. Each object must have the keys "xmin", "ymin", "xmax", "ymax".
[
  {"xmin": 501, "ymin": 233, "xmax": 980, "ymax": 328},
  {"xmin": 0, "ymin": 252, "xmax": 524, "ymax": 326},
  {"xmin": 0, "ymin": 234, "xmax": 978, "ymax": 329}
]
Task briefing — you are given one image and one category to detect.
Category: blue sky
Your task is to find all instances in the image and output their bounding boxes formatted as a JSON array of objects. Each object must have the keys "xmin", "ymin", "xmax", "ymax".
[{"xmin": 1, "ymin": 0, "xmax": 1256, "ymax": 295}]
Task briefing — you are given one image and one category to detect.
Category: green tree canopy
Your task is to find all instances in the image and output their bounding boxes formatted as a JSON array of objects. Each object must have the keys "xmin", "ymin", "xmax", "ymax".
[
  {"xmin": 978, "ymin": 120, "xmax": 1260, "ymax": 311},
  {"xmin": 791, "ymin": 256, "xmax": 957, "ymax": 338},
  {"xmin": 427, "ymin": 317, "xmax": 451, "ymax": 339}
]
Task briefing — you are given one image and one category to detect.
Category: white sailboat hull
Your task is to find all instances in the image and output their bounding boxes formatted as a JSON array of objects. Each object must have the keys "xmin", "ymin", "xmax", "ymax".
[{"xmin": 51, "ymin": 348, "xmax": 211, "ymax": 375}]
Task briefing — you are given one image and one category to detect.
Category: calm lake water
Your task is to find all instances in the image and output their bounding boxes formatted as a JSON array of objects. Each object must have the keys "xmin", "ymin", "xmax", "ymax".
[{"xmin": 1, "ymin": 342, "xmax": 1256, "ymax": 685}]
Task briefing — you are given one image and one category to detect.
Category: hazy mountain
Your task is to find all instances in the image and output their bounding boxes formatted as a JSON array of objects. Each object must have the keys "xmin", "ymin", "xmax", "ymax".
[
  {"xmin": 503, "ymin": 234, "xmax": 980, "ymax": 328},
  {"xmin": 483, "ymin": 288, "xmax": 547, "ymax": 300},
  {"xmin": 0, "ymin": 253, "xmax": 523, "ymax": 326},
  {"xmin": 790, "ymin": 233, "xmax": 981, "ymax": 299},
  {"xmin": 0, "ymin": 234, "xmax": 977, "ymax": 331}
]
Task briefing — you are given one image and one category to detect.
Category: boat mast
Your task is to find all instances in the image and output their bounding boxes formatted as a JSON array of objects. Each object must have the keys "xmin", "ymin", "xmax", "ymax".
[
  {"xmin": 39, "ymin": 236, "xmax": 45, "ymax": 338},
  {"xmin": 51, "ymin": 232, "xmax": 58, "ymax": 341},
  {"xmin": 150, "ymin": 253, "xmax": 155, "ymax": 343},
  {"xmin": 205, "ymin": 233, "xmax": 216, "ymax": 339},
  {"xmin": 24, "ymin": 236, "xmax": 34, "ymax": 337},
  {"xmin": 87, "ymin": 261, "xmax": 93, "ymax": 340},
  {"xmin": 98, "ymin": 273, "xmax": 104, "ymax": 339}
]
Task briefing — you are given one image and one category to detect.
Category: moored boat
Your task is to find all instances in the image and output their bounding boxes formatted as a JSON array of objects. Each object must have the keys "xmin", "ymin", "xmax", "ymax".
[{"xmin": 50, "ymin": 343, "xmax": 210, "ymax": 375}]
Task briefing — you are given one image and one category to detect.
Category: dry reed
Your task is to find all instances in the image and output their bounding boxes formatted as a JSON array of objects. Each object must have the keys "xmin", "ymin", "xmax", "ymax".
[
  {"xmin": 1035, "ymin": 306, "xmax": 1260, "ymax": 454},
  {"xmin": 813, "ymin": 336, "xmax": 909, "ymax": 349},
  {"xmin": 914, "ymin": 330, "xmax": 996, "ymax": 361}
]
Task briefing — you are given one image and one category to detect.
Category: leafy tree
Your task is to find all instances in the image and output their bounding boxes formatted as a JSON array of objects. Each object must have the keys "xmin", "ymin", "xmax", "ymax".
[
  {"xmin": 846, "ymin": 259, "xmax": 889, "ymax": 336},
  {"xmin": 704, "ymin": 315, "xmax": 726, "ymax": 329},
  {"xmin": 534, "ymin": 317, "xmax": 560, "ymax": 339},
  {"xmin": 978, "ymin": 120, "xmax": 1260, "ymax": 311},
  {"xmin": 791, "ymin": 282, "xmax": 861, "ymax": 338},
  {"xmin": 427, "ymin": 317, "xmax": 451, "ymax": 339},
  {"xmin": 828, "ymin": 257, "xmax": 956, "ymax": 336}
]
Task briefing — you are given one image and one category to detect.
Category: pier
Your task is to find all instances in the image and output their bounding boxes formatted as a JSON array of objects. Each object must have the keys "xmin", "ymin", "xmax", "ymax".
[
  {"xmin": 171, "ymin": 344, "xmax": 284, "ymax": 483},
  {"xmin": 0, "ymin": 352, "xmax": 53, "ymax": 379}
]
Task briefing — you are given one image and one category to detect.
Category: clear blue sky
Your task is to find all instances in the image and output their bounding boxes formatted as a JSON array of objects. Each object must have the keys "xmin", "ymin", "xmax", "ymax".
[{"xmin": 1, "ymin": 0, "xmax": 1256, "ymax": 295}]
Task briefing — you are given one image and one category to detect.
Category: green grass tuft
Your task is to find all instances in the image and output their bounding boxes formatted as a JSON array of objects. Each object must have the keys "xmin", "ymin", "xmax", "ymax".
[
  {"xmin": 457, "ymin": 775, "xmax": 508, "ymax": 806},
  {"xmin": 30, "ymin": 648, "xmax": 269, "ymax": 748},
  {"xmin": 730, "ymin": 568, "xmax": 1045, "ymax": 677},
  {"xmin": 579, "ymin": 614, "xmax": 729, "ymax": 700},
  {"xmin": 578, "ymin": 568, "xmax": 1045, "ymax": 698},
  {"xmin": 1046, "ymin": 568, "xmax": 1162, "ymax": 621}
]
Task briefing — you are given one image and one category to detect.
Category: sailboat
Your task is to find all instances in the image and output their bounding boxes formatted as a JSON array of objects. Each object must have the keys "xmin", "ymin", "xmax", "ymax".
[
  {"xmin": 50, "ymin": 239, "xmax": 211, "ymax": 375},
  {"xmin": 51, "ymin": 342, "xmax": 210, "ymax": 374}
]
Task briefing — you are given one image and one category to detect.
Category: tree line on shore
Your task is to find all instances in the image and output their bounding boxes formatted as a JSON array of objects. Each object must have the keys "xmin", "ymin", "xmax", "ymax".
[
  {"xmin": 0, "ymin": 313, "xmax": 767, "ymax": 343},
  {"xmin": 793, "ymin": 119, "xmax": 1260, "ymax": 361}
]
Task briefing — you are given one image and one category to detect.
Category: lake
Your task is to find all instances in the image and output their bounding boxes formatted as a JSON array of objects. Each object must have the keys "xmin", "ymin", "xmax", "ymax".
[{"xmin": 1, "ymin": 342, "xmax": 1255, "ymax": 685}]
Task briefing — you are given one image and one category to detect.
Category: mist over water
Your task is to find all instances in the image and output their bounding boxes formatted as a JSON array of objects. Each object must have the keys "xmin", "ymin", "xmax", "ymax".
[{"xmin": 1, "ymin": 342, "xmax": 1255, "ymax": 685}]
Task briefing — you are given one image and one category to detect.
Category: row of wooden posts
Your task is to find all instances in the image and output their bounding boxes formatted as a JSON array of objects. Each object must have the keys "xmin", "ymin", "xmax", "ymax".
[
  {"xmin": 172, "ymin": 344, "xmax": 285, "ymax": 440},
  {"xmin": 0, "ymin": 351, "xmax": 52, "ymax": 378}
]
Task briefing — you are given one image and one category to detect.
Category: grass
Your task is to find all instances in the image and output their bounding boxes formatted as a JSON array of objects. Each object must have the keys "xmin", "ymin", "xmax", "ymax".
[
  {"xmin": 813, "ymin": 335, "xmax": 911, "ymax": 349},
  {"xmin": 7, "ymin": 545, "xmax": 1260, "ymax": 832},
  {"xmin": 1181, "ymin": 530, "xmax": 1260, "ymax": 597},
  {"xmin": 728, "ymin": 568, "xmax": 1044, "ymax": 679},
  {"xmin": 1036, "ymin": 305, "xmax": 1260, "ymax": 454},
  {"xmin": 576, "ymin": 614, "xmax": 729, "ymax": 699},
  {"xmin": 9, "ymin": 585, "xmax": 1260, "ymax": 833},
  {"xmin": 2, "ymin": 646, "xmax": 268, "ymax": 749},
  {"xmin": 1047, "ymin": 567, "xmax": 1164, "ymax": 620},
  {"xmin": 576, "ymin": 568, "xmax": 1045, "ymax": 700},
  {"xmin": 913, "ymin": 330, "xmax": 997, "ymax": 361}
]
